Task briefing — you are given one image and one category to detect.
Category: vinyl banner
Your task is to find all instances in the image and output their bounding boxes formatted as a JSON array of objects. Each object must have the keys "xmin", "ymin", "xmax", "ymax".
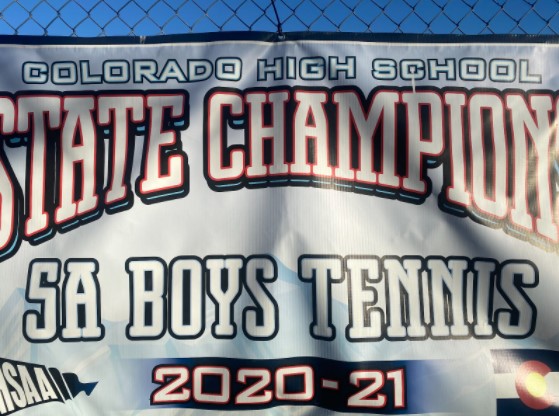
[{"xmin": 0, "ymin": 32, "xmax": 557, "ymax": 415}]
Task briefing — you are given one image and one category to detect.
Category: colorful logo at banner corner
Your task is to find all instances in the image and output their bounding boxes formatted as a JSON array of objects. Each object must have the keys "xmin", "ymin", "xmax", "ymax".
[
  {"xmin": 493, "ymin": 349, "xmax": 559, "ymax": 416},
  {"xmin": 515, "ymin": 360, "xmax": 554, "ymax": 410}
]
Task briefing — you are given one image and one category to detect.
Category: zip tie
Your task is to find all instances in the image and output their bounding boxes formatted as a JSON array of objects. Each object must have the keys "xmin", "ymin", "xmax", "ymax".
[{"xmin": 271, "ymin": 0, "xmax": 285, "ymax": 40}]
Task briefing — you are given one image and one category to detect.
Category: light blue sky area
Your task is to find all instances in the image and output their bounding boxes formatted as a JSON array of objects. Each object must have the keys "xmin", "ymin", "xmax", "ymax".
[{"xmin": 0, "ymin": 0, "xmax": 558, "ymax": 36}]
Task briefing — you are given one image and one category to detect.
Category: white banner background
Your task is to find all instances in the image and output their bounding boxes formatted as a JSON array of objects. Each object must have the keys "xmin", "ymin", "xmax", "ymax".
[{"xmin": 0, "ymin": 34, "xmax": 556, "ymax": 415}]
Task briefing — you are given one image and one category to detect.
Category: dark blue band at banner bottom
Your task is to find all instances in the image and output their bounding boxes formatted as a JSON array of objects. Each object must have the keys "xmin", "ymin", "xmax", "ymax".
[
  {"xmin": 132, "ymin": 356, "xmax": 455, "ymax": 414},
  {"xmin": 498, "ymin": 399, "xmax": 559, "ymax": 415},
  {"xmin": 124, "ymin": 351, "xmax": 557, "ymax": 414}
]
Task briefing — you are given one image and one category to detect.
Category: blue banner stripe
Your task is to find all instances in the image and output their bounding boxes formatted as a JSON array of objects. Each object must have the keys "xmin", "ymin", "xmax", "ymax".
[
  {"xmin": 492, "ymin": 349, "xmax": 559, "ymax": 373},
  {"xmin": 498, "ymin": 399, "xmax": 559, "ymax": 415}
]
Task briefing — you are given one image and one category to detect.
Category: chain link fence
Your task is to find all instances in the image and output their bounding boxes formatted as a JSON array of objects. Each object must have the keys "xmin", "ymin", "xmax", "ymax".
[{"xmin": 0, "ymin": 0, "xmax": 558, "ymax": 37}]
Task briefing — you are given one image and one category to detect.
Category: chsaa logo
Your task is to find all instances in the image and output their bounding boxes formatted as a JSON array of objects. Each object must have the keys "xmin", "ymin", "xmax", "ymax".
[{"xmin": 0, "ymin": 357, "xmax": 96, "ymax": 415}]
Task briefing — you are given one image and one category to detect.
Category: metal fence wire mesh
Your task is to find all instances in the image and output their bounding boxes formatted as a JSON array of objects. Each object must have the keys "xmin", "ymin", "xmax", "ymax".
[{"xmin": 0, "ymin": 0, "xmax": 558, "ymax": 36}]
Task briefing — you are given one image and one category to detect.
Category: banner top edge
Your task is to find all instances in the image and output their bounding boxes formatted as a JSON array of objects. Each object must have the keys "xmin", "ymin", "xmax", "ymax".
[{"xmin": 1, "ymin": 31, "xmax": 559, "ymax": 46}]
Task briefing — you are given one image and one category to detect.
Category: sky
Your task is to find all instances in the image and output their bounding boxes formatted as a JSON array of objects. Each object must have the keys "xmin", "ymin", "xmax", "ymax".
[{"xmin": 0, "ymin": 0, "xmax": 557, "ymax": 37}]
